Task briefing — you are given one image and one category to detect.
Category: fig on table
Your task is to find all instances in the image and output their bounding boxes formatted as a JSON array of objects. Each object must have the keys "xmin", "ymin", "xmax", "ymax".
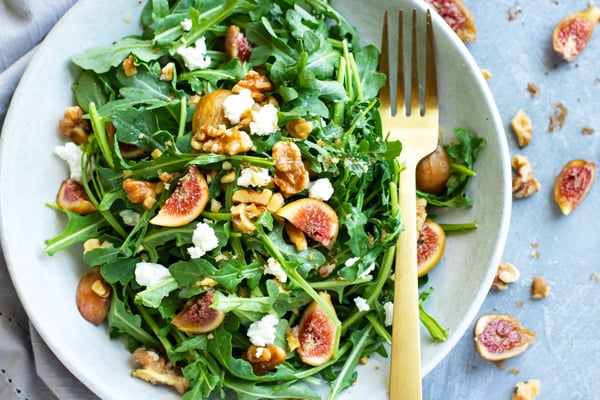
[{"xmin": 552, "ymin": 5, "xmax": 600, "ymax": 62}]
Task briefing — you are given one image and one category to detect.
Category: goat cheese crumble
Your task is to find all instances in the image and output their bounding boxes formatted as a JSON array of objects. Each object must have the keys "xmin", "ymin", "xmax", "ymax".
[
  {"xmin": 177, "ymin": 37, "xmax": 211, "ymax": 70},
  {"xmin": 345, "ymin": 257, "xmax": 359, "ymax": 267},
  {"xmin": 308, "ymin": 178, "xmax": 334, "ymax": 201},
  {"xmin": 237, "ymin": 166, "xmax": 272, "ymax": 187},
  {"xmin": 250, "ymin": 103, "xmax": 279, "ymax": 136},
  {"xmin": 354, "ymin": 296, "xmax": 370, "ymax": 312},
  {"xmin": 187, "ymin": 222, "xmax": 219, "ymax": 259},
  {"xmin": 180, "ymin": 18, "xmax": 192, "ymax": 31},
  {"xmin": 119, "ymin": 209, "xmax": 141, "ymax": 226},
  {"xmin": 247, "ymin": 314, "xmax": 278, "ymax": 346},
  {"xmin": 135, "ymin": 262, "xmax": 172, "ymax": 288},
  {"xmin": 54, "ymin": 142, "xmax": 83, "ymax": 182},
  {"xmin": 263, "ymin": 257, "xmax": 287, "ymax": 283},
  {"xmin": 383, "ymin": 301, "xmax": 394, "ymax": 327},
  {"xmin": 358, "ymin": 263, "xmax": 376, "ymax": 280},
  {"xmin": 223, "ymin": 88, "xmax": 254, "ymax": 124}
]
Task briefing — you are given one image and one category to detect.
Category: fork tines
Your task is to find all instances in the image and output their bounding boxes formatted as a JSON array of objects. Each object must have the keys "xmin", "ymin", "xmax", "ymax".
[{"xmin": 380, "ymin": 9, "xmax": 436, "ymax": 117}]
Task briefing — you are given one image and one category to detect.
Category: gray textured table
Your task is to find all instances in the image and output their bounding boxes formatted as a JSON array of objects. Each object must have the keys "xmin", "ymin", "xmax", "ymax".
[{"xmin": 1, "ymin": 0, "xmax": 599, "ymax": 399}]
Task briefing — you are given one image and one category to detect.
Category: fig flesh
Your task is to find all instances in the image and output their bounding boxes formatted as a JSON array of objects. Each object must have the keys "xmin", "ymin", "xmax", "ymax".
[
  {"xmin": 225, "ymin": 25, "xmax": 252, "ymax": 62},
  {"xmin": 553, "ymin": 159, "xmax": 595, "ymax": 215},
  {"xmin": 150, "ymin": 165, "xmax": 209, "ymax": 227},
  {"xmin": 171, "ymin": 289, "xmax": 225, "ymax": 334},
  {"xmin": 56, "ymin": 178, "xmax": 96, "ymax": 215},
  {"xmin": 473, "ymin": 314, "xmax": 536, "ymax": 361},
  {"xmin": 296, "ymin": 292, "xmax": 338, "ymax": 366},
  {"xmin": 276, "ymin": 198, "xmax": 339, "ymax": 249},
  {"xmin": 425, "ymin": 0, "xmax": 476, "ymax": 42},
  {"xmin": 417, "ymin": 219, "xmax": 446, "ymax": 277},
  {"xmin": 416, "ymin": 142, "xmax": 451, "ymax": 194},
  {"xmin": 552, "ymin": 6, "xmax": 600, "ymax": 62},
  {"xmin": 76, "ymin": 266, "xmax": 111, "ymax": 326}
]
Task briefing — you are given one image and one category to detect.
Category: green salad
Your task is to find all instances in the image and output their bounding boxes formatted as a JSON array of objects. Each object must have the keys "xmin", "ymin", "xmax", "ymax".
[{"xmin": 45, "ymin": 0, "xmax": 485, "ymax": 398}]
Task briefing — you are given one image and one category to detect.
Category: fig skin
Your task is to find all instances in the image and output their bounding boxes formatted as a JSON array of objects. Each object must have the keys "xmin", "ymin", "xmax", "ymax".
[
  {"xmin": 296, "ymin": 292, "xmax": 339, "ymax": 366},
  {"xmin": 225, "ymin": 25, "xmax": 252, "ymax": 62},
  {"xmin": 425, "ymin": 0, "xmax": 477, "ymax": 42},
  {"xmin": 192, "ymin": 89, "xmax": 231, "ymax": 134},
  {"xmin": 76, "ymin": 266, "xmax": 111, "ymax": 326},
  {"xmin": 417, "ymin": 219, "xmax": 446, "ymax": 277},
  {"xmin": 276, "ymin": 198, "xmax": 339, "ymax": 249},
  {"xmin": 171, "ymin": 289, "xmax": 225, "ymax": 334},
  {"xmin": 150, "ymin": 165, "xmax": 209, "ymax": 227},
  {"xmin": 552, "ymin": 6, "xmax": 600, "ymax": 62},
  {"xmin": 473, "ymin": 314, "xmax": 536, "ymax": 361},
  {"xmin": 416, "ymin": 142, "xmax": 451, "ymax": 195},
  {"xmin": 553, "ymin": 159, "xmax": 595, "ymax": 215}
]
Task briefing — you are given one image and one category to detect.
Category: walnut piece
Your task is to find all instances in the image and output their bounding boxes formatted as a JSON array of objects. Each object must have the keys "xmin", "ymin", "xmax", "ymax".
[
  {"xmin": 286, "ymin": 119, "xmax": 313, "ymax": 139},
  {"xmin": 232, "ymin": 188, "xmax": 273, "ymax": 205},
  {"xmin": 244, "ymin": 344, "xmax": 287, "ymax": 376},
  {"xmin": 416, "ymin": 197, "xmax": 428, "ymax": 235},
  {"xmin": 232, "ymin": 70, "xmax": 273, "ymax": 102},
  {"xmin": 131, "ymin": 348, "xmax": 188, "ymax": 394},
  {"xmin": 512, "ymin": 379, "xmax": 541, "ymax": 400},
  {"xmin": 548, "ymin": 103, "xmax": 567, "ymax": 132},
  {"xmin": 230, "ymin": 203, "xmax": 265, "ymax": 233},
  {"xmin": 272, "ymin": 141, "xmax": 309, "ymax": 196},
  {"xmin": 526, "ymin": 82, "xmax": 541, "ymax": 97},
  {"xmin": 123, "ymin": 178, "xmax": 164, "ymax": 209},
  {"xmin": 492, "ymin": 261, "xmax": 521, "ymax": 290},
  {"xmin": 285, "ymin": 221, "xmax": 308, "ymax": 252},
  {"xmin": 59, "ymin": 106, "xmax": 90, "ymax": 145},
  {"xmin": 122, "ymin": 55, "xmax": 137, "ymax": 77},
  {"xmin": 531, "ymin": 276, "xmax": 550, "ymax": 299},
  {"xmin": 512, "ymin": 155, "xmax": 541, "ymax": 198},
  {"xmin": 511, "ymin": 109, "xmax": 533, "ymax": 148}
]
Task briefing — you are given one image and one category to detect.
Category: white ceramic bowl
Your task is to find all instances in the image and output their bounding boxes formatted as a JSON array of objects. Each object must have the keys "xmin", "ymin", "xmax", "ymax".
[{"xmin": 0, "ymin": 0, "xmax": 511, "ymax": 399}]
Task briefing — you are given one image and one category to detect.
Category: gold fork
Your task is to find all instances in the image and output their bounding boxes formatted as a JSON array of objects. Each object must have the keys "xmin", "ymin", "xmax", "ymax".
[{"xmin": 380, "ymin": 9, "xmax": 439, "ymax": 400}]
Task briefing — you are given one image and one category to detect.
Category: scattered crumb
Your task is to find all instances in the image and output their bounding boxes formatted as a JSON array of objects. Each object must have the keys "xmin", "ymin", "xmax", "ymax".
[
  {"xmin": 481, "ymin": 69, "xmax": 493, "ymax": 79},
  {"xmin": 512, "ymin": 379, "xmax": 541, "ymax": 400},
  {"xmin": 530, "ymin": 242, "xmax": 539, "ymax": 248},
  {"xmin": 530, "ymin": 242, "xmax": 540, "ymax": 259},
  {"xmin": 508, "ymin": 2, "xmax": 522, "ymax": 20},
  {"xmin": 531, "ymin": 276, "xmax": 550, "ymax": 299},
  {"xmin": 516, "ymin": 300, "xmax": 525, "ymax": 308},
  {"xmin": 512, "ymin": 155, "xmax": 541, "ymax": 198},
  {"xmin": 591, "ymin": 273, "xmax": 600, "ymax": 283},
  {"xmin": 511, "ymin": 109, "xmax": 533, "ymax": 147},
  {"xmin": 495, "ymin": 361, "xmax": 507, "ymax": 370},
  {"xmin": 509, "ymin": 367, "xmax": 521, "ymax": 375},
  {"xmin": 582, "ymin": 126, "xmax": 594, "ymax": 135},
  {"xmin": 526, "ymin": 82, "xmax": 541, "ymax": 96},
  {"xmin": 548, "ymin": 103, "xmax": 568, "ymax": 131}
]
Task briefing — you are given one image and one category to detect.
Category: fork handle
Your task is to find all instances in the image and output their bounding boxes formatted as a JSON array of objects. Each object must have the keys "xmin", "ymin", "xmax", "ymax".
[{"xmin": 389, "ymin": 163, "xmax": 423, "ymax": 400}]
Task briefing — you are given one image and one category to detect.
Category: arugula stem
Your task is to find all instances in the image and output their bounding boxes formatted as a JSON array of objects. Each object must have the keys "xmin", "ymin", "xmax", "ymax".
[
  {"xmin": 177, "ymin": 96, "xmax": 187, "ymax": 140},
  {"xmin": 333, "ymin": 55, "xmax": 346, "ymax": 126},
  {"xmin": 439, "ymin": 221, "xmax": 478, "ymax": 233},
  {"xmin": 341, "ymin": 97, "xmax": 377, "ymax": 147},
  {"xmin": 135, "ymin": 304, "xmax": 175, "ymax": 354},
  {"xmin": 419, "ymin": 302, "xmax": 448, "ymax": 341},
  {"xmin": 366, "ymin": 313, "xmax": 391, "ymax": 344},
  {"xmin": 450, "ymin": 162, "xmax": 476, "ymax": 176},
  {"xmin": 88, "ymin": 102, "xmax": 114, "ymax": 168}
]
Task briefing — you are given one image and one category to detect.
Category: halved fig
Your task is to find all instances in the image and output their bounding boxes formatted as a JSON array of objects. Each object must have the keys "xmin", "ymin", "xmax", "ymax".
[
  {"xmin": 425, "ymin": 0, "xmax": 477, "ymax": 42},
  {"xmin": 150, "ymin": 165, "xmax": 209, "ymax": 227},
  {"xmin": 417, "ymin": 219, "xmax": 446, "ymax": 277},
  {"xmin": 416, "ymin": 142, "xmax": 451, "ymax": 194},
  {"xmin": 473, "ymin": 314, "xmax": 536, "ymax": 361},
  {"xmin": 76, "ymin": 266, "xmax": 111, "ymax": 326},
  {"xmin": 56, "ymin": 178, "xmax": 96, "ymax": 215},
  {"xmin": 552, "ymin": 5, "xmax": 600, "ymax": 62},
  {"xmin": 553, "ymin": 159, "xmax": 595, "ymax": 215},
  {"xmin": 171, "ymin": 289, "xmax": 225, "ymax": 334},
  {"xmin": 276, "ymin": 198, "xmax": 339, "ymax": 249},
  {"xmin": 225, "ymin": 25, "xmax": 252, "ymax": 62},
  {"xmin": 296, "ymin": 292, "xmax": 338, "ymax": 366}
]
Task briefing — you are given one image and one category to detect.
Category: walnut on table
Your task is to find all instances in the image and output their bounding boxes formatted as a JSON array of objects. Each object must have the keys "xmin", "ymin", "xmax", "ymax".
[
  {"xmin": 511, "ymin": 155, "xmax": 541, "ymax": 198},
  {"xmin": 492, "ymin": 261, "xmax": 521, "ymax": 290},
  {"xmin": 511, "ymin": 109, "xmax": 533, "ymax": 148},
  {"xmin": 531, "ymin": 276, "xmax": 550, "ymax": 299},
  {"xmin": 512, "ymin": 379, "xmax": 541, "ymax": 400}
]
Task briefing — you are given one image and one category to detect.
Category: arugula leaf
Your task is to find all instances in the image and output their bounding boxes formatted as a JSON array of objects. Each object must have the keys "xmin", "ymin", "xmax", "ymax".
[
  {"xmin": 44, "ymin": 207, "xmax": 107, "ymax": 255},
  {"xmin": 107, "ymin": 294, "xmax": 161, "ymax": 349}
]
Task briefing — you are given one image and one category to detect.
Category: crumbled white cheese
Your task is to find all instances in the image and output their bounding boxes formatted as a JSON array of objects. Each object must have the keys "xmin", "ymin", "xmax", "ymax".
[
  {"xmin": 263, "ymin": 257, "xmax": 287, "ymax": 283},
  {"xmin": 354, "ymin": 296, "xmax": 370, "ymax": 312},
  {"xmin": 383, "ymin": 301, "xmax": 394, "ymax": 327},
  {"xmin": 345, "ymin": 257, "xmax": 360, "ymax": 267},
  {"xmin": 308, "ymin": 178, "xmax": 334, "ymax": 201},
  {"xmin": 119, "ymin": 209, "xmax": 141, "ymax": 226},
  {"xmin": 247, "ymin": 314, "xmax": 278, "ymax": 347},
  {"xmin": 180, "ymin": 18, "xmax": 192, "ymax": 32},
  {"xmin": 237, "ymin": 166, "xmax": 272, "ymax": 188},
  {"xmin": 358, "ymin": 263, "xmax": 376, "ymax": 280},
  {"xmin": 54, "ymin": 142, "xmax": 83, "ymax": 182},
  {"xmin": 135, "ymin": 262, "xmax": 172, "ymax": 288},
  {"xmin": 177, "ymin": 37, "xmax": 211, "ymax": 70},
  {"xmin": 250, "ymin": 103, "xmax": 279, "ymax": 136},
  {"xmin": 223, "ymin": 88, "xmax": 255, "ymax": 124},
  {"xmin": 187, "ymin": 222, "xmax": 219, "ymax": 259}
]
